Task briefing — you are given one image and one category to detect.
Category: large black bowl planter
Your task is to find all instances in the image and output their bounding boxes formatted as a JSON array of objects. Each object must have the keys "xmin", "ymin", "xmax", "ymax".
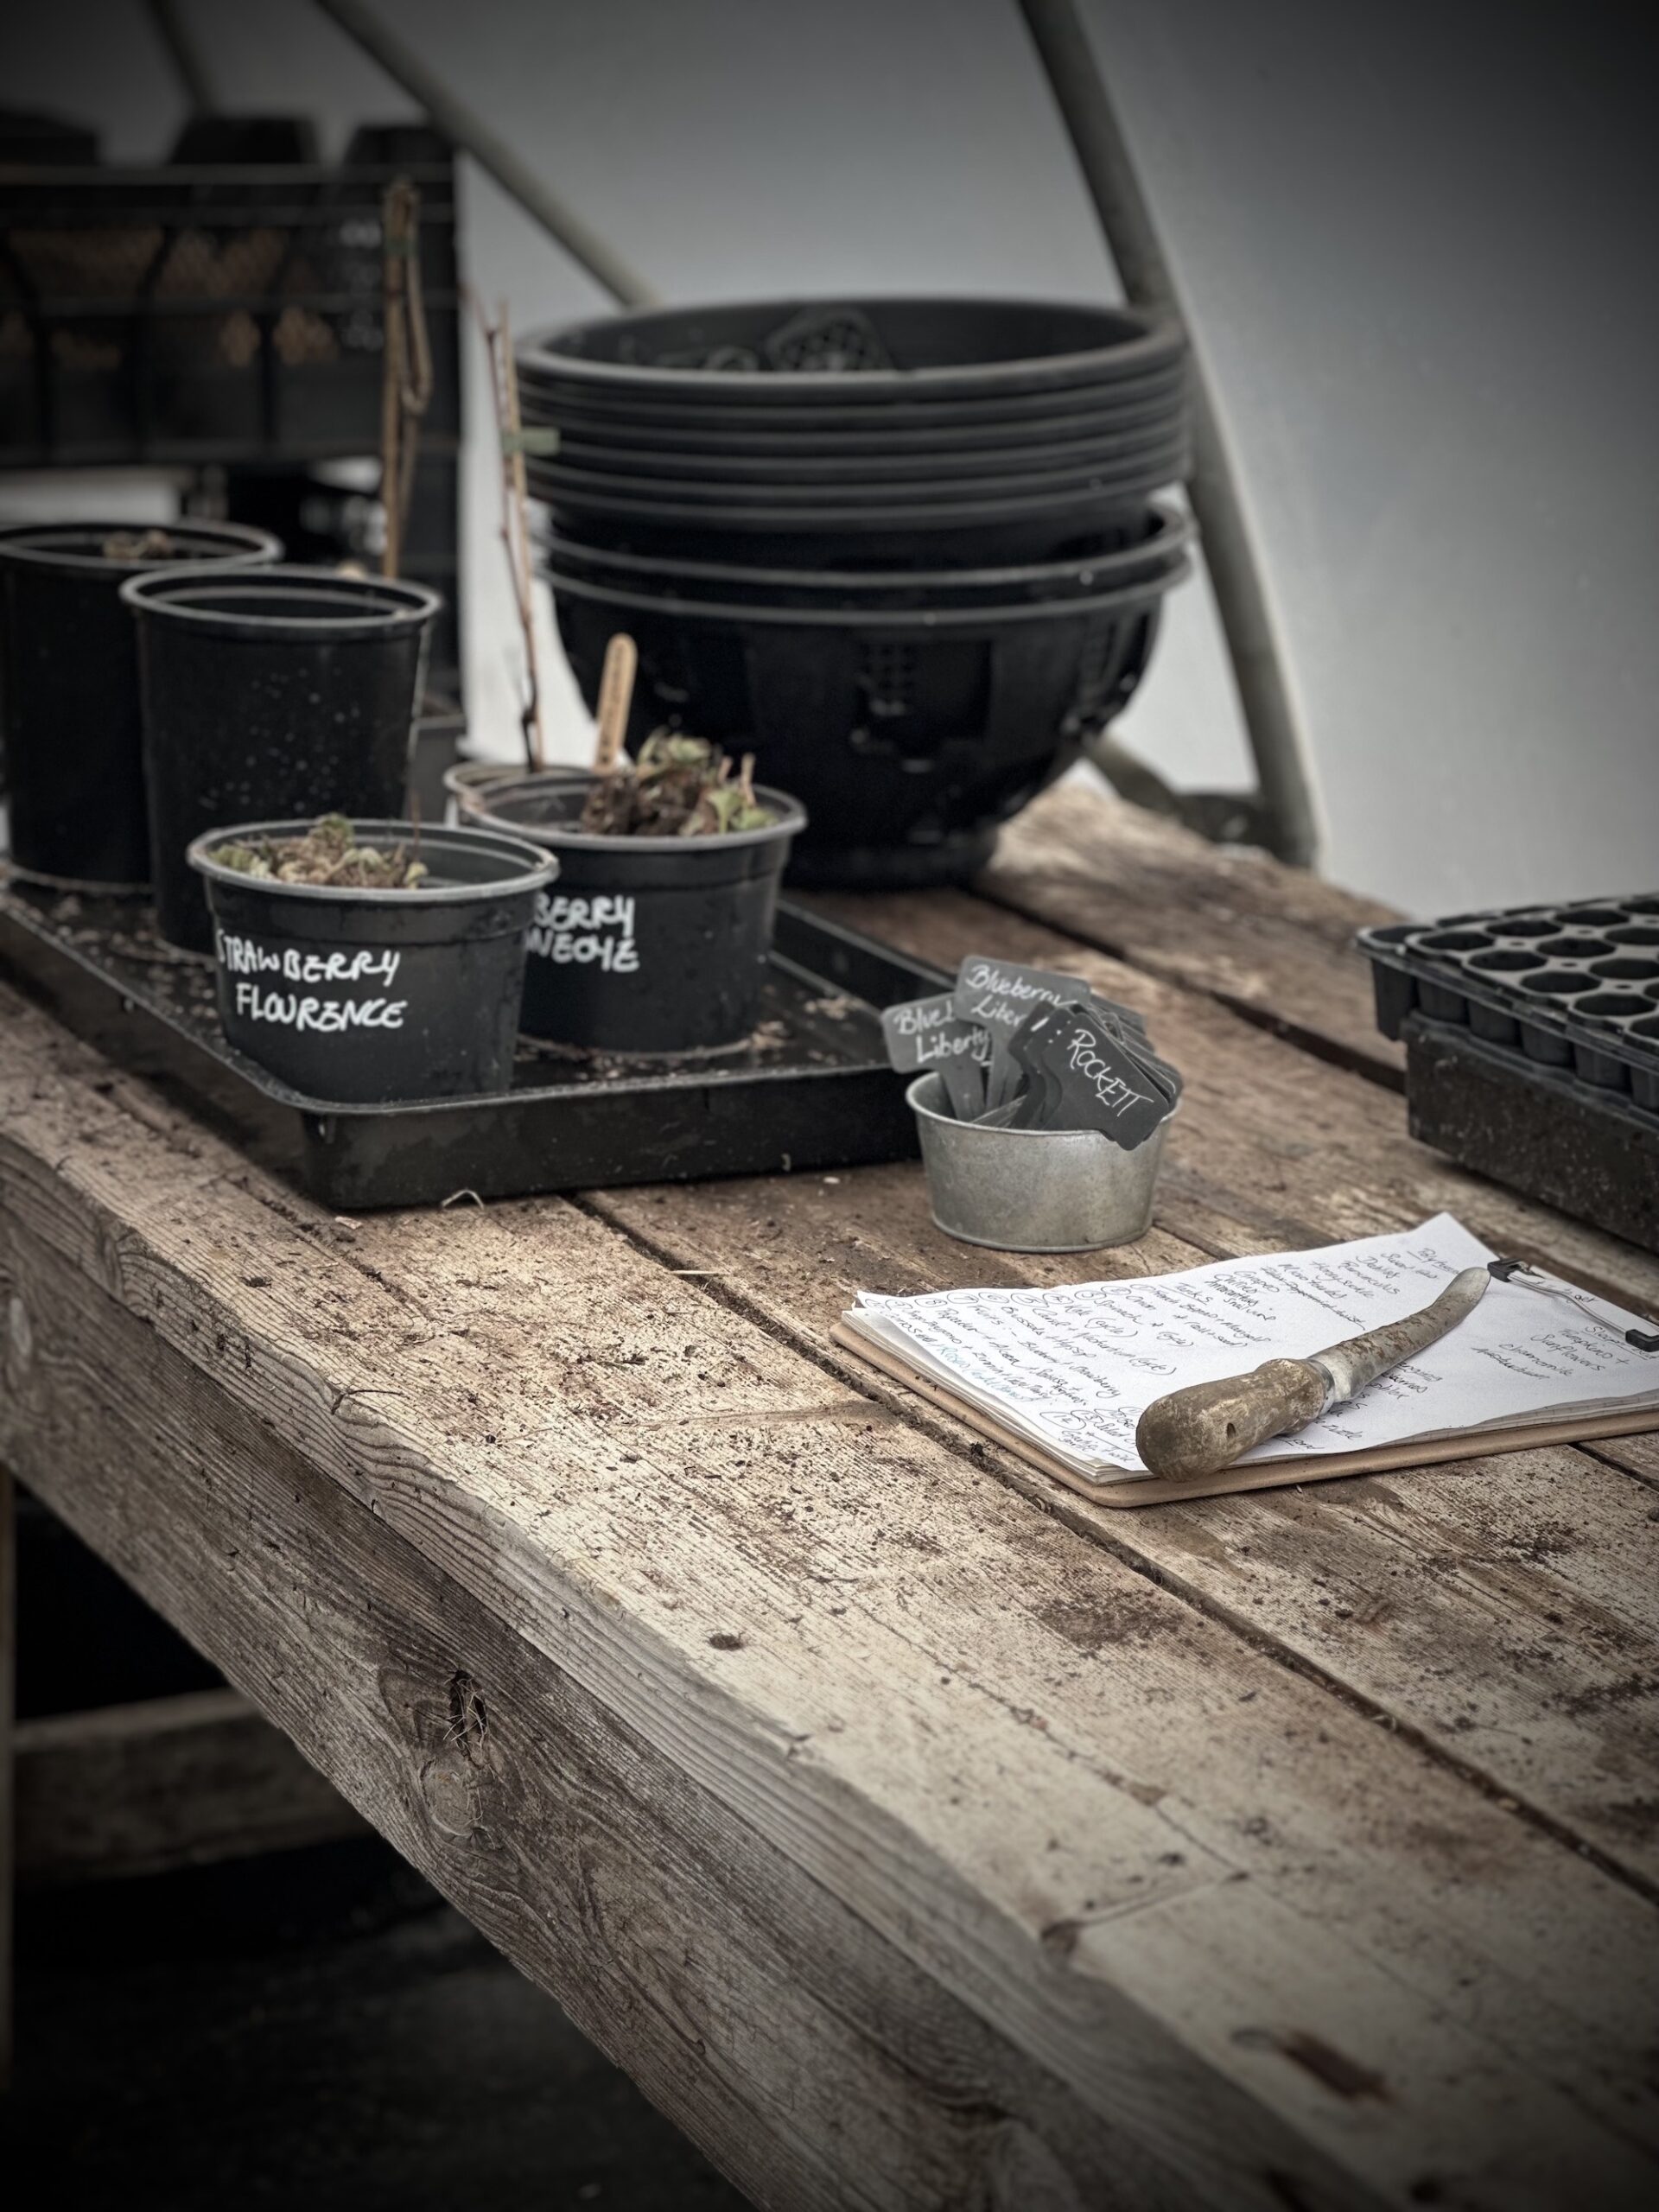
[
  {"xmin": 520, "ymin": 296, "xmax": 1184, "ymax": 406},
  {"xmin": 543, "ymin": 501, "xmax": 1192, "ymax": 613},
  {"xmin": 524, "ymin": 374, "xmax": 1187, "ymax": 459},
  {"xmin": 124, "ymin": 565, "xmax": 440, "ymax": 950},
  {"xmin": 543, "ymin": 567, "xmax": 1185, "ymax": 889},
  {"xmin": 0, "ymin": 521, "xmax": 281, "ymax": 886},
  {"xmin": 189, "ymin": 818, "xmax": 558, "ymax": 1103},
  {"xmin": 460, "ymin": 769, "xmax": 805, "ymax": 1053},
  {"xmin": 519, "ymin": 293, "xmax": 1194, "ymax": 886}
]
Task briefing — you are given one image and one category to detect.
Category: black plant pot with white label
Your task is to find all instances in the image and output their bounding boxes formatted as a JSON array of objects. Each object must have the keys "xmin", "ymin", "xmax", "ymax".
[
  {"xmin": 461, "ymin": 770, "xmax": 805, "ymax": 1053},
  {"xmin": 189, "ymin": 820, "xmax": 560, "ymax": 1104}
]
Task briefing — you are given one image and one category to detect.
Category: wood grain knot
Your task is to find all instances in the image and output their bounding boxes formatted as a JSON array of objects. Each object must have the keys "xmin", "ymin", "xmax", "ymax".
[{"xmin": 1233, "ymin": 2025, "xmax": 1389, "ymax": 2101}]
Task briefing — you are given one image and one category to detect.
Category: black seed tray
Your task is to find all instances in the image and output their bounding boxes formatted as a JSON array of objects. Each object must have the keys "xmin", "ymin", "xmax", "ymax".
[
  {"xmin": 0, "ymin": 875, "xmax": 938, "ymax": 1211},
  {"xmin": 1359, "ymin": 893, "xmax": 1659, "ymax": 1112},
  {"xmin": 1402, "ymin": 1017, "xmax": 1659, "ymax": 1256}
]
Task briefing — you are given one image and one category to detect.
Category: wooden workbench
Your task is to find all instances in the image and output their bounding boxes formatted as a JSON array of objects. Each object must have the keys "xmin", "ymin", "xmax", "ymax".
[{"xmin": 3, "ymin": 786, "xmax": 1656, "ymax": 2210}]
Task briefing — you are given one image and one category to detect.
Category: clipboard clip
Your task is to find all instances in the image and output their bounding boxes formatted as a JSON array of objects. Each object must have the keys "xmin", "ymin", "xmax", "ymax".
[{"xmin": 1488, "ymin": 1258, "xmax": 1659, "ymax": 1352}]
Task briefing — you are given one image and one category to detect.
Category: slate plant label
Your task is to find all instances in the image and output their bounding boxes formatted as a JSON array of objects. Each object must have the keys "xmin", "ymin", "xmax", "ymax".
[
  {"xmin": 951, "ymin": 956, "xmax": 1150, "ymax": 1109},
  {"xmin": 1021, "ymin": 1000, "xmax": 1172, "ymax": 1149},
  {"xmin": 880, "ymin": 992, "xmax": 960, "ymax": 1069},
  {"xmin": 882, "ymin": 992, "xmax": 993, "ymax": 1121},
  {"xmin": 887, "ymin": 957, "xmax": 1183, "ymax": 1142}
]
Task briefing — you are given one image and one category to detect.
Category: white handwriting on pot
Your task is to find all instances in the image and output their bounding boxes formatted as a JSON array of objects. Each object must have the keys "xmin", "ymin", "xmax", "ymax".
[
  {"xmin": 217, "ymin": 930, "xmax": 403, "ymax": 989},
  {"xmin": 232, "ymin": 982, "xmax": 408, "ymax": 1033},
  {"xmin": 527, "ymin": 891, "xmax": 639, "ymax": 974}
]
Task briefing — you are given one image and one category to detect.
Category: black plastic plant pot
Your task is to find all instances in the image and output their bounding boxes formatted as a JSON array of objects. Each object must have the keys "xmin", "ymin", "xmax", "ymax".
[
  {"xmin": 0, "ymin": 521, "xmax": 281, "ymax": 886},
  {"xmin": 518, "ymin": 372, "xmax": 1188, "ymax": 455},
  {"xmin": 549, "ymin": 414, "xmax": 1190, "ymax": 486},
  {"xmin": 519, "ymin": 297, "xmax": 1183, "ymax": 405},
  {"xmin": 542, "ymin": 500, "xmax": 1192, "ymax": 613},
  {"xmin": 543, "ymin": 568, "xmax": 1180, "ymax": 887},
  {"xmin": 123, "ymin": 565, "xmax": 440, "ymax": 950},
  {"xmin": 189, "ymin": 819, "xmax": 559, "ymax": 1105},
  {"xmin": 461, "ymin": 771, "xmax": 806, "ymax": 1053}
]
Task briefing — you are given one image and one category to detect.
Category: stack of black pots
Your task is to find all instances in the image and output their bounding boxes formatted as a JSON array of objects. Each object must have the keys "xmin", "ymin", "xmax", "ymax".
[{"xmin": 518, "ymin": 296, "xmax": 1194, "ymax": 886}]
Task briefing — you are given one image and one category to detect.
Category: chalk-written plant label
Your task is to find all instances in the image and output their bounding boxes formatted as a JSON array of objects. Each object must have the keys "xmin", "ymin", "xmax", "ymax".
[
  {"xmin": 528, "ymin": 890, "xmax": 640, "ymax": 974},
  {"xmin": 953, "ymin": 957, "xmax": 1096, "ymax": 1107},
  {"xmin": 215, "ymin": 928, "xmax": 409, "ymax": 1033},
  {"xmin": 1026, "ymin": 1001, "xmax": 1170, "ymax": 1149},
  {"xmin": 881, "ymin": 992, "xmax": 995, "ymax": 1117}
]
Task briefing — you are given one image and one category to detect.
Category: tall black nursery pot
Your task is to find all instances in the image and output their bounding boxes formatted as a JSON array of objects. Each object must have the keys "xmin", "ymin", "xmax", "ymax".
[
  {"xmin": 0, "ymin": 521, "xmax": 281, "ymax": 885},
  {"xmin": 189, "ymin": 819, "xmax": 560, "ymax": 1104},
  {"xmin": 461, "ymin": 770, "xmax": 805, "ymax": 1053},
  {"xmin": 124, "ymin": 565, "xmax": 439, "ymax": 950}
]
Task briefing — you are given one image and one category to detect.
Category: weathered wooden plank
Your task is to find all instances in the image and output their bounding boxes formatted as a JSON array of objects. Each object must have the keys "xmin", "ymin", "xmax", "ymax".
[
  {"xmin": 593, "ymin": 1174, "xmax": 1659, "ymax": 1888},
  {"xmin": 0, "ymin": 1198, "xmax": 1325, "ymax": 2212},
  {"xmin": 961, "ymin": 785, "xmax": 1404, "ymax": 1083},
  {"xmin": 4, "ymin": 991, "xmax": 1658, "ymax": 2207},
  {"xmin": 602, "ymin": 891, "xmax": 1659, "ymax": 1883},
  {"xmin": 14, "ymin": 1688, "xmax": 365, "ymax": 1885}
]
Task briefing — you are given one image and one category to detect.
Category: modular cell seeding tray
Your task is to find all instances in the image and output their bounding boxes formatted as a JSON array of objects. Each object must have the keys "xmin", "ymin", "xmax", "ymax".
[
  {"xmin": 0, "ymin": 874, "xmax": 938, "ymax": 1211},
  {"xmin": 1360, "ymin": 893, "xmax": 1659, "ymax": 1254},
  {"xmin": 1360, "ymin": 895, "xmax": 1659, "ymax": 1103}
]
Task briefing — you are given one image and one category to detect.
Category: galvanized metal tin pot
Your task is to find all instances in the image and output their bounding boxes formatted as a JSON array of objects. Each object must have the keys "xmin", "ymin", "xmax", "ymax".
[{"xmin": 906, "ymin": 1070, "xmax": 1170, "ymax": 1252}]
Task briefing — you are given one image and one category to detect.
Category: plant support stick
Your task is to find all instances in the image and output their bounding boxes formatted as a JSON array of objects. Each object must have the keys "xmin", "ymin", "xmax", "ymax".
[{"xmin": 593, "ymin": 633, "xmax": 639, "ymax": 777}]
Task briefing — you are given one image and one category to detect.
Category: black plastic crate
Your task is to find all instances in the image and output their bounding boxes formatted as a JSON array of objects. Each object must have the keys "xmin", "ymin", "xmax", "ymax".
[
  {"xmin": 1359, "ymin": 894, "xmax": 1659, "ymax": 1110},
  {"xmin": 0, "ymin": 135, "xmax": 459, "ymax": 467}
]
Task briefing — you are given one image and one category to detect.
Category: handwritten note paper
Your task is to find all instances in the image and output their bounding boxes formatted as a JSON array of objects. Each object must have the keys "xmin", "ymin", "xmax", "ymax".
[{"xmin": 846, "ymin": 1216, "xmax": 1659, "ymax": 1479}]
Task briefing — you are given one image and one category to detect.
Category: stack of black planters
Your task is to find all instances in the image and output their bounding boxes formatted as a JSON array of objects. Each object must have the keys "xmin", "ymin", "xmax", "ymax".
[{"xmin": 518, "ymin": 296, "xmax": 1194, "ymax": 887}]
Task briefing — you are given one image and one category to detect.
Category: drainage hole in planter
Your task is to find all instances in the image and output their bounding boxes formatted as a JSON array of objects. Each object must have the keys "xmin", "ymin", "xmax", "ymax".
[
  {"xmin": 1420, "ymin": 928, "xmax": 1494, "ymax": 953},
  {"xmin": 1469, "ymin": 948, "xmax": 1546, "ymax": 972},
  {"xmin": 1534, "ymin": 934, "xmax": 1616, "ymax": 960},
  {"xmin": 1590, "ymin": 956, "xmax": 1659, "ymax": 982},
  {"xmin": 1518, "ymin": 970, "xmax": 1585, "ymax": 997}
]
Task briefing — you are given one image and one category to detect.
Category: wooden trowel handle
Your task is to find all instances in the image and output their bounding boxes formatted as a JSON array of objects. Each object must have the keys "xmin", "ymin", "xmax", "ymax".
[{"xmin": 1135, "ymin": 1358, "xmax": 1327, "ymax": 1482}]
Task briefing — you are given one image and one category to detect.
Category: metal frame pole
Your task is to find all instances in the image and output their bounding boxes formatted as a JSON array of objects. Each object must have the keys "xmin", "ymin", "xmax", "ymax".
[
  {"xmin": 311, "ymin": 0, "xmax": 658, "ymax": 309},
  {"xmin": 1016, "ymin": 0, "xmax": 1320, "ymax": 865}
]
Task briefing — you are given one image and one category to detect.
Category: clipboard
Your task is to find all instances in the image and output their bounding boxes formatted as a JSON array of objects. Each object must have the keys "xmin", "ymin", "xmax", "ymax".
[{"xmin": 830, "ymin": 1321, "xmax": 1659, "ymax": 1509}]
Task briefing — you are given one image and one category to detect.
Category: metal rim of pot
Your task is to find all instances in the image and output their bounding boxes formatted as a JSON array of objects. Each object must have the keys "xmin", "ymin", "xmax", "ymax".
[
  {"xmin": 459, "ymin": 769, "xmax": 809, "ymax": 856},
  {"xmin": 906, "ymin": 1068, "xmax": 1183, "ymax": 1142},
  {"xmin": 120, "ymin": 563, "xmax": 442, "ymax": 634},
  {"xmin": 0, "ymin": 520, "xmax": 285, "ymax": 576},
  {"xmin": 541, "ymin": 500, "xmax": 1193, "ymax": 597},
  {"xmin": 518, "ymin": 296, "xmax": 1185, "ymax": 403},
  {"xmin": 188, "ymin": 817, "xmax": 560, "ymax": 906},
  {"xmin": 538, "ymin": 555, "xmax": 1191, "ymax": 632}
]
